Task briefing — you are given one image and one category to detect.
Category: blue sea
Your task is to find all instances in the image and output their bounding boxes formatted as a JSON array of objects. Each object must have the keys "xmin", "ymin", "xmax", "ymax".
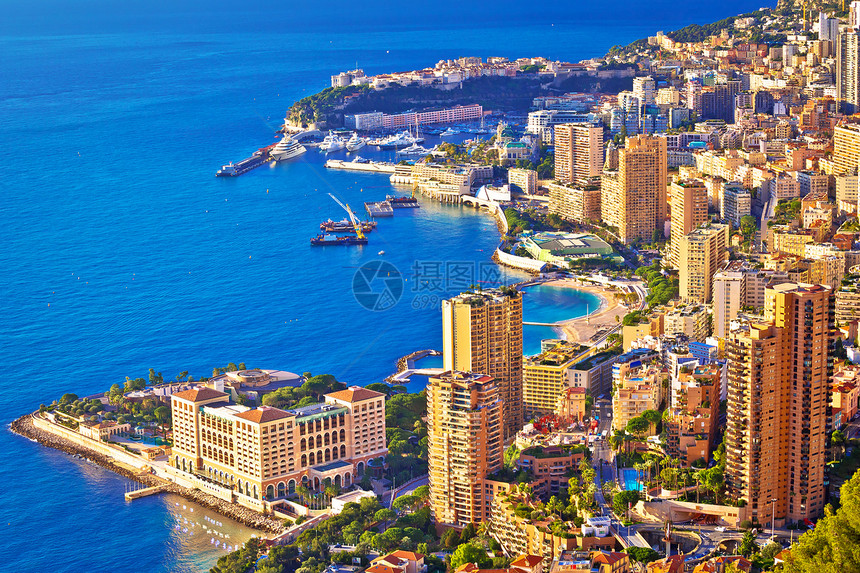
[{"xmin": 0, "ymin": 1, "xmax": 767, "ymax": 570}]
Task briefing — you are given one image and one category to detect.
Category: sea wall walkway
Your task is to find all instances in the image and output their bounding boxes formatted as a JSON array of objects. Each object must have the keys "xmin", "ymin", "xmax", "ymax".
[{"xmin": 10, "ymin": 414, "xmax": 285, "ymax": 534}]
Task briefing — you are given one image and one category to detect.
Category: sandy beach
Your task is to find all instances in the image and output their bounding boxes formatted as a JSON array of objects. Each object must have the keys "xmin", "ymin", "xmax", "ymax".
[{"xmin": 539, "ymin": 279, "xmax": 632, "ymax": 344}]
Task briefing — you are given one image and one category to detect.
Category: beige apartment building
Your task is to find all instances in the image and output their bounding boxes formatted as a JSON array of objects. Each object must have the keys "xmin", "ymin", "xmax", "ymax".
[
  {"xmin": 170, "ymin": 386, "xmax": 387, "ymax": 503},
  {"xmin": 836, "ymin": 274, "xmax": 860, "ymax": 324},
  {"xmin": 679, "ymin": 224, "xmax": 730, "ymax": 303},
  {"xmin": 554, "ymin": 123, "xmax": 604, "ymax": 183},
  {"xmin": 548, "ymin": 180, "xmax": 602, "ymax": 224},
  {"xmin": 833, "ymin": 122, "xmax": 860, "ymax": 175},
  {"xmin": 612, "ymin": 364, "xmax": 664, "ymax": 432},
  {"xmin": 601, "ymin": 134, "xmax": 668, "ymax": 243},
  {"xmin": 522, "ymin": 341, "xmax": 584, "ymax": 420},
  {"xmin": 427, "ymin": 371, "xmax": 503, "ymax": 528},
  {"xmin": 713, "ymin": 261, "xmax": 790, "ymax": 339},
  {"xmin": 442, "ymin": 289, "xmax": 523, "ymax": 439},
  {"xmin": 509, "ymin": 168, "xmax": 538, "ymax": 195},
  {"xmin": 725, "ymin": 283, "xmax": 834, "ymax": 525},
  {"xmin": 669, "ymin": 179, "xmax": 709, "ymax": 269},
  {"xmin": 665, "ymin": 364, "xmax": 721, "ymax": 466}
]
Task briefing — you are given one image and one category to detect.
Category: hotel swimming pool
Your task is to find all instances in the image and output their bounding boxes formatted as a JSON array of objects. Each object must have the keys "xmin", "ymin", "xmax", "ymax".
[{"xmin": 621, "ymin": 468, "xmax": 644, "ymax": 491}]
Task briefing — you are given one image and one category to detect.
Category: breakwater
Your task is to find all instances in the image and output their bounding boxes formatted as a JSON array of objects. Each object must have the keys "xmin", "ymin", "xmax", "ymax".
[{"xmin": 10, "ymin": 414, "xmax": 285, "ymax": 535}]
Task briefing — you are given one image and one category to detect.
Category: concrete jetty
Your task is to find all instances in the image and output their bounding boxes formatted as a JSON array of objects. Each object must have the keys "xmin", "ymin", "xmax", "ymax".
[{"xmin": 125, "ymin": 484, "xmax": 168, "ymax": 501}]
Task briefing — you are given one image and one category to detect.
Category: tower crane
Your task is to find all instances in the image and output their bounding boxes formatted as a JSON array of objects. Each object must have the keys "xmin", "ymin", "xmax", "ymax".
[{"xmin": 328, "ymin": 193, "xmax": 365, "ymax": 239}]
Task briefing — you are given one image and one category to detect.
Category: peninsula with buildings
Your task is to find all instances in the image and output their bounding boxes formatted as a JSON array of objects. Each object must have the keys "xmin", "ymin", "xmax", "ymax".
[{"xmin": 15, "ymin": 1, "xmax": 860, "ymax": 572}]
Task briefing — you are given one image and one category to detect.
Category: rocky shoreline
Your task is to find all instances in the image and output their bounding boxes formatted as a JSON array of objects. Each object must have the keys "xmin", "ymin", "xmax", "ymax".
[{"xmin": 9, "ymin": 414, "xmax": 285, "ymax": 535}]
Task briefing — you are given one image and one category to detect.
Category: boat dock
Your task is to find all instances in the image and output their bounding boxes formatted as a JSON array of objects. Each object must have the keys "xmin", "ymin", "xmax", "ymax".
[
  {"xmin": 125, "ymin": 484, "xmax": 168, "ymax": 501},
  {"xmin": 325, "ymin": 159, "xmax": 396, "ymax": 174},
  {"xmin": 216, "ymin": 143, "xmax": 276, "ymax": 177},
  {"xmin": 365, "ymin": 201, "xmax": 394, "ymax": 217}
]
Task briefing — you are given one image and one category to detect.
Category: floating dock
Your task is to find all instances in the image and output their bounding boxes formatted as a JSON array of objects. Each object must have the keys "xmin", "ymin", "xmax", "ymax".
[
  {"xmin": 325, "ymin": 159, "xmax": 396, "ymax": 174},
  {"xmin": 216, "ymin": 143, "xmax": 276, "ymax": 177},
  {"xmin": 365, "ymin": 201, "xmax": 394, "ymax": 217}
]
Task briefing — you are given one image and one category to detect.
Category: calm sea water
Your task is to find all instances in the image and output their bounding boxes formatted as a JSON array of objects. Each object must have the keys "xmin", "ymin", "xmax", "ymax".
[{"xmin": 0, "ymin": 2, "xmax": 766, "ymax": 570}]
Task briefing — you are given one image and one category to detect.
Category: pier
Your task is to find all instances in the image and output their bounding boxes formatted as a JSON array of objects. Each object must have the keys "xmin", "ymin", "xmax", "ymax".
[
  {"xmin": 125, "ymin": 483, "xmax": 168, "ymax": 501},
  {"xmin": 365, "ymin": 201, "xmax": 394, "ymax": 217},
  {"xmin": 325, "ymin": 159, "xmax": 396, "ymax": 174},
  {"xmin": 217, "ymin": 143, "xmax": 276, "ymax": 177}
]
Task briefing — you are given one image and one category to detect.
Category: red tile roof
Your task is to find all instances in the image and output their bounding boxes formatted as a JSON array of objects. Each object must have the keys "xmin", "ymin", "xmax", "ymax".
[
  {"xmin": 234, "ymin": 407, "xmax": 293, "ymax": 424},
  {"xmin": 510, "ymin": 555, "xmax": 542, "ymax": 568},
  {"xmin": 389, "ymin": 551, "xmax": 424, "ymax": 561},
  {"xmin": 172, "ymin": 387, "xmax": 228, "ymax": 402},
  {"xmin": 326, "ymin": 386, "xmax": 386, "ymax": 403}
]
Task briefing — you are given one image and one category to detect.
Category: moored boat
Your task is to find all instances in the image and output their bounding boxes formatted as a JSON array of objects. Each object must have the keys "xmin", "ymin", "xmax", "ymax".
[{"xmin": 310, "ymin": 234, "xmax": 368, "ymax": 246}]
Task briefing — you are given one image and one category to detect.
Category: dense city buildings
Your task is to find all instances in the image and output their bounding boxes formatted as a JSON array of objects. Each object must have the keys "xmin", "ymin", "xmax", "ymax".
[
  {"xmin": 601, "ymin": 134, "xmax": 668, "ymax": 243},
  {"xmin": 442, "ymin": 289, "xmax": 524, "ymax": 439},
  {"xmin": 170, "ymin": 385, "xmax": 387, "ymax": 504},
  {"xmin": 725, "ymin": 283, "xmax": 834, "ymax": 525},
  {"xmin": 427, "ymin": 371, "xmax": 503, "ymax": 528}
]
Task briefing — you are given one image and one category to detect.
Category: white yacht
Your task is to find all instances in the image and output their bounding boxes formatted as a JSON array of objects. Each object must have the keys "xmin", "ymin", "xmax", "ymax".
[
  {"xmin": 320, "ymin": 132, "xmax": 346, "ymax": 153},
  {"xmin": 377, "ymin": 131, "xmax": 422, "ymax": 149},
  {"xmin": 440, "ymin": 127, "xmax": 459, "ymax": 137},
  {"xmin": 270, "ymin": 136, "xmax": 307, "ymax": 161},
  {"xmin": 396, "ymin": 143, "xmax": 433, "ymax": 157},
  {"xmin": 346, "ymin": 133, "xmax": 366, "ymax": 152}
]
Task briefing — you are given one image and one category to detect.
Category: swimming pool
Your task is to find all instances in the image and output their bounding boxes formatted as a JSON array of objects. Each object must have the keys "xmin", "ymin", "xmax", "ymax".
[{"xmin": 621, "ymin": 468, "xmax": 644, "ymax": 491}]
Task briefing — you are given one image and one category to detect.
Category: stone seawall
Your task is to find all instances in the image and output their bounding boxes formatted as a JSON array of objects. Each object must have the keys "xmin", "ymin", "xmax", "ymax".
[{"xmin": 10, "ymin": 414, "xmax": 285, "ymax": 535}]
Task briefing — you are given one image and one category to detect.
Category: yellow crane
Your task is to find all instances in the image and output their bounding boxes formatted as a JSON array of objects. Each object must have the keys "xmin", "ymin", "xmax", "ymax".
[{"xmin": 328, "ymin": 193, "xmax": 365, "ymax": 239}]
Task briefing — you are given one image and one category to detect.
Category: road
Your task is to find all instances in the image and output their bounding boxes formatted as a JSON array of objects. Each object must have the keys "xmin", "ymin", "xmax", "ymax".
[{"xmin": 595, "ymin": 399, "xmax": 613, "ymax": 437}]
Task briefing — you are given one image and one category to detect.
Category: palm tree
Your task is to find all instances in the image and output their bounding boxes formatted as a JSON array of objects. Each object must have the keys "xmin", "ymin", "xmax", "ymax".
[{"xmin": 296, "ymin": 485, "xmax": 310, "ymax": 506}]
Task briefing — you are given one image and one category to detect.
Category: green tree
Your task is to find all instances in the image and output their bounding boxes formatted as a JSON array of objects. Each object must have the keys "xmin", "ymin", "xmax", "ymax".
[
  {"xmin": 832, "ymin": 430, "xmax": 847, "ymax": 461},
  {"xmin": 784, "ymin": 470, "xmax": 860, "ymax": 571},
  {"xmin": 441, "ymin": 528, "xmax": 460, "ymax": 549},
  {"xmin": 760, "ymin": 541, "xmax": 782, "ymax": 561},
  {"xmin": 374, "ymin": 508, "xmax": 396, "ymax": 527},
  {"xmin": 625, "ymin": 546, "xmax": 660, "ymax": 564},
  {"xmin": 739, "ymin": 529, "xmax": 759, "ymax": 558},
  {"xmin": 450, "ymin": 544, "xmax": 490, "ymax": 569},
  {"xmin": 392, "ymin": 494, "xmax": 420, "ymax": 513},
  {"xmin": 153, "ymin": 406, "xmax": 171, "ymax": 425},
  {"xmin": 504, "ymin": 444, "xmax": 520, "ymax": 469},
  {"xmin": 613, "ymin": 490, "xmax": 641, "ymax": 517},
  {"xmin": 413, "ymin": 485, "xmax": 430, "ymax": 501},
  {"xmin": 460, "ymin": 522, "xmax": 477, "ymax": 542},
  {"xmin": 626, "ymin": 416, "xmax": 650, "ymax": 437}
]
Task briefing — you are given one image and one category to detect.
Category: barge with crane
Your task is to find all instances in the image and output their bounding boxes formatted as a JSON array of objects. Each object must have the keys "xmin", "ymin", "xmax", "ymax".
[{"xmin": 311, "ymin": 194, "xmax": 369, "ymax": 246}]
